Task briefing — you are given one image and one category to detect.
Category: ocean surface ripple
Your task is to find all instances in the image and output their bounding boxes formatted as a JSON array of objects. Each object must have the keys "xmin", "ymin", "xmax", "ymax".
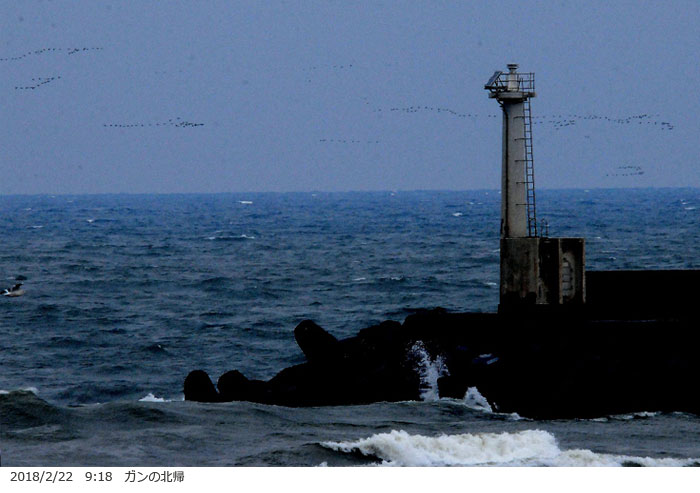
[{"xmin": 1, "ymin": 189, "xmax": 699, "ymax": 465}]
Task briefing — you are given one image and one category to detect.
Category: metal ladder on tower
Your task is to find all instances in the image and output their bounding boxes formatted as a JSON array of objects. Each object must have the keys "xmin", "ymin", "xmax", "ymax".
[{"xmin": 523, "ymin": 97, "xmax": 538, "ymax": 237}]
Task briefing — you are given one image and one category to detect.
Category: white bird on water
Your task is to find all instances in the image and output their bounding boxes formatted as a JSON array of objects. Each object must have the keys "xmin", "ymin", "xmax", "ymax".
[{"xmin": 3, "ymin": 283, "xmax": 25, "ymax": 297}]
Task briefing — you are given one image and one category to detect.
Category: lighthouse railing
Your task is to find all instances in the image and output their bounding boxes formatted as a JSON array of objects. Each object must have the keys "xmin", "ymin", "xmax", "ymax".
[{"xmin": 484, "ymin": 72, "xmax": 535, "ymax": 94}]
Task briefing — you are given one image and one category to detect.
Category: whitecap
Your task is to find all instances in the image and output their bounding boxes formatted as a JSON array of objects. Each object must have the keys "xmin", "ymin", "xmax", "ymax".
[
  {"xmin": 238, "ymin": 200, "xmax": 253, "ymax": 205},
  {"xmin": 322, "ymin": 429, "xmax": 559, "ymax": 466},
  {"xmin": 139, "ymin": 393, "xmax": 168, "ymax": 402},
  {"xmin": 634, "ymin": 411, "xmax": 660, "ymax": 418},
  {"xmin": 684, "ymin": 206, "xmax": 696, "ymax": 211},
  {"xmin": 458, "ymin": 387, "xmax": 522, "ymax": 420},
  {"xmin": 452, "ymin": 212, "xmax": 463, "ymax": 217},
  {"xmin": 322, "ymin": 429, "xmax": 700, "ymax": 467},
  {"xmin": 463, "ymin": 386, "xmax": 493, "ymax": 413},
  {"xmin": 352, "ymin": 277, "xmax": 366, "ymax": 282},
  {"xmin": 608, "ymin": 411, "xmax": 660, "ymax": 421},
  {"xmin": 0, "ymin": 386, "xmax": 39, "ymax": 395}
]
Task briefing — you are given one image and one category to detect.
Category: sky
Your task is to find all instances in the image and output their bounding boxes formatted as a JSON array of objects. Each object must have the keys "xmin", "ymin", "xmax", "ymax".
[{"xmin": 1, "ymin": 0, "xmax": 698, "ymax": 194}]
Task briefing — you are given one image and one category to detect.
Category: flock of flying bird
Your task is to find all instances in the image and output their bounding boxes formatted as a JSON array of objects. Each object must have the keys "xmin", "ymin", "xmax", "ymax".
[
  {"xmin": 102, "ymin": 118, "xmax": 204, "ymax": 129},
  {"xmin": 371, "ymin": 104, "xmax": 675, "ymax": 131},
  {"xmin": 303, "ymin": 63, "xmax": 355, "ymax": 83},
  {"xmin": 319, "ymin": 139, "xmax": 380, "ymax": 144},
  {"xmin": 5, "ymin": 47, "xmax": 676, "ymax": 159},
  {"xmin": 6, "ymin": 46, "xmax": 204, "ymax": 130},
  {"xmin": 320, "ymin": 104, "xmax": 675, "ymax": 148},
  {"xmin": 14, "ymin": 76, "xmax": 61, "ymax": 90},
  {"xmin": 606, "ymin": 165, "xmax": 645, "ymax": 177},
  {"xmin": 0, "ymin": 46, "xmax": 103, "ymax": 62}
]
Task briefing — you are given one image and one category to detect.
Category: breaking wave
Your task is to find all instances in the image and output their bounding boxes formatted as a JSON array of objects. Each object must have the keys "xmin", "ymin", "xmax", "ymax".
[
  {"xmin": 205, "ymin": 233, "xmax": 255, "ymax": 241},
  {"xmin": 138, "ymin": 393, "xmax": 181, "ymax": 403},
  {"xmin": 462, "ymin": 386, "xmax": 493, "ymax": 413},
  {"xmin": 322, "ymin": 429, "xmax": 700, "ymax": 467},
  {"xmin": 409, "ymin": 341, "xmax": 448, "ymax": 401}
]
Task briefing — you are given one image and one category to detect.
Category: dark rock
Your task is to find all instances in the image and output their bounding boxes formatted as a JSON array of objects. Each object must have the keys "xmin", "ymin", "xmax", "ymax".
[
  {"xmin": 184, "ymin": 308, "xmax": 700, "ymax": 418},
  {"xmin": 294, "ymin": 319, "xmax": 338, "ymax": 363},
  {"xmin": 184, "ymin": 369, "xmax": 220, "ymax": 402},
  {"xmin": 217, "ymin": 370, "xmax": 251, "ymax": 401}
]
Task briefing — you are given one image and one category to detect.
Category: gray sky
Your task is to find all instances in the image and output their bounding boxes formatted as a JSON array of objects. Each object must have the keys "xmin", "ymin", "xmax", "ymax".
[{"xmin": 2, "ymin": 0, "xmax": 698, "ymax": 194}]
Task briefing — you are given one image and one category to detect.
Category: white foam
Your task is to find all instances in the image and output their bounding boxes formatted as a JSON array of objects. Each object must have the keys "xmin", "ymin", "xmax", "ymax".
[
  {"xmin": 205, "ymin": 234, "xmax": 254, "ymax": 241},
  {"xmin": 409, "ymin": 341, "xmax": 448, "ymax": 401},
  {"xmin": 322, "ymin": 429, "xmax": 700, "ymax": 467},
  {"xmin": 139, "ymin": 393, "xmax": 168, "ymax": 402},
  {"xmin": 634, "ymin": 411, "xmax": 660, "ymax": 418},
  {"xmin": 238, "ymin": 200, "xmax": 253, "ymax": 205},
  {"xmin": 609, "ymin": 411, "xmax": 660, "ymax": 421},
  {"xmin": 463, "ymin": 387, "xmax": 493, "ymax": 413},
  {"xmin": 323, "ymin": 429, "xmax": 559, "ymax": 466},
  {"xmin": 0, "ymin": 387, "xmax": 38, "ymax": 395},
  {"xmin": 458, "ymin": 387, "xmax": 522, "ymax": 420},
  {"xmin": 452, "ymin": 212, "xmax": 463, "ymax": 217}
]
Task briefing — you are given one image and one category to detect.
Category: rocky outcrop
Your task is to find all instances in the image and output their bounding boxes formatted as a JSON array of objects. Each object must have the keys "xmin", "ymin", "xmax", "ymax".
[{"xmin": 184, "ymin": 308, "xmax": 700, "ymax": 419}]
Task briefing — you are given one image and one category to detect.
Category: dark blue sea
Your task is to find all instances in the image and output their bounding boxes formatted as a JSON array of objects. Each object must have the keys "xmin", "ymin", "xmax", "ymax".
[{"xmin": 1, "ymin": 189, "xmax": 699, "ymax": 466}]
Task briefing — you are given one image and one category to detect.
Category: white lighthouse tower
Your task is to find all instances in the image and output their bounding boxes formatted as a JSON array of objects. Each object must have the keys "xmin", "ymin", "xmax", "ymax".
[
  {"xmin": 485, "ymin": 64, "xmax": 585, "ymax": 309},
  {"xmin": 485, "ymin": 63, "xmax": 537, "ymax": 239}
]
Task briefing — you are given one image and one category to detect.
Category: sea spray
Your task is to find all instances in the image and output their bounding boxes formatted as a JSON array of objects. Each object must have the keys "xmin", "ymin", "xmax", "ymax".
[
  {"xmin": 322, "ymin": 429, "xmax": 561, "ymax": 466},
  {"xmin": 322, "ymin": 429, "xmax": 700, "ymax": 467},
  {"xmin": 463, "ymin": 386, "xmax": 493, "ymax": 413},
  {"xmin": 408, "ymin": 341, "xmax": 448, "ymax": 401}
]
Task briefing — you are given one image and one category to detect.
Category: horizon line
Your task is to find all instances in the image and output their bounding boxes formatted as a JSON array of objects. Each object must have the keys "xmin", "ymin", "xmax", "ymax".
[{"xmin": 1, "ymin": 185, "xmax": 699, "ymax": 198}]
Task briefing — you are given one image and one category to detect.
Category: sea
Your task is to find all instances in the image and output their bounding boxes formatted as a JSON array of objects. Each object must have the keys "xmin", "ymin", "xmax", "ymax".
[{"xmin": 1, "ymin": 188, "xmax": 699, "ymax": 467}]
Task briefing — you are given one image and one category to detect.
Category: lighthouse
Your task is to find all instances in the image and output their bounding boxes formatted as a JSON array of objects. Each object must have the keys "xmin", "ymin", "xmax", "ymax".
[
  {"xmin": 485, "ymin": 63, "xmax": 537, "ymax": 238},
  {"xmin": 485, "ymin": 64, "xmax": 585, "ymax": 309}
]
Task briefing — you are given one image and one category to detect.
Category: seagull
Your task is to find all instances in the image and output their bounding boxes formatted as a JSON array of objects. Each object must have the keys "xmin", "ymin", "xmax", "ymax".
[{"xmin": 3, "ymin": 283, "xmax": 25, "ymax": 297}]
